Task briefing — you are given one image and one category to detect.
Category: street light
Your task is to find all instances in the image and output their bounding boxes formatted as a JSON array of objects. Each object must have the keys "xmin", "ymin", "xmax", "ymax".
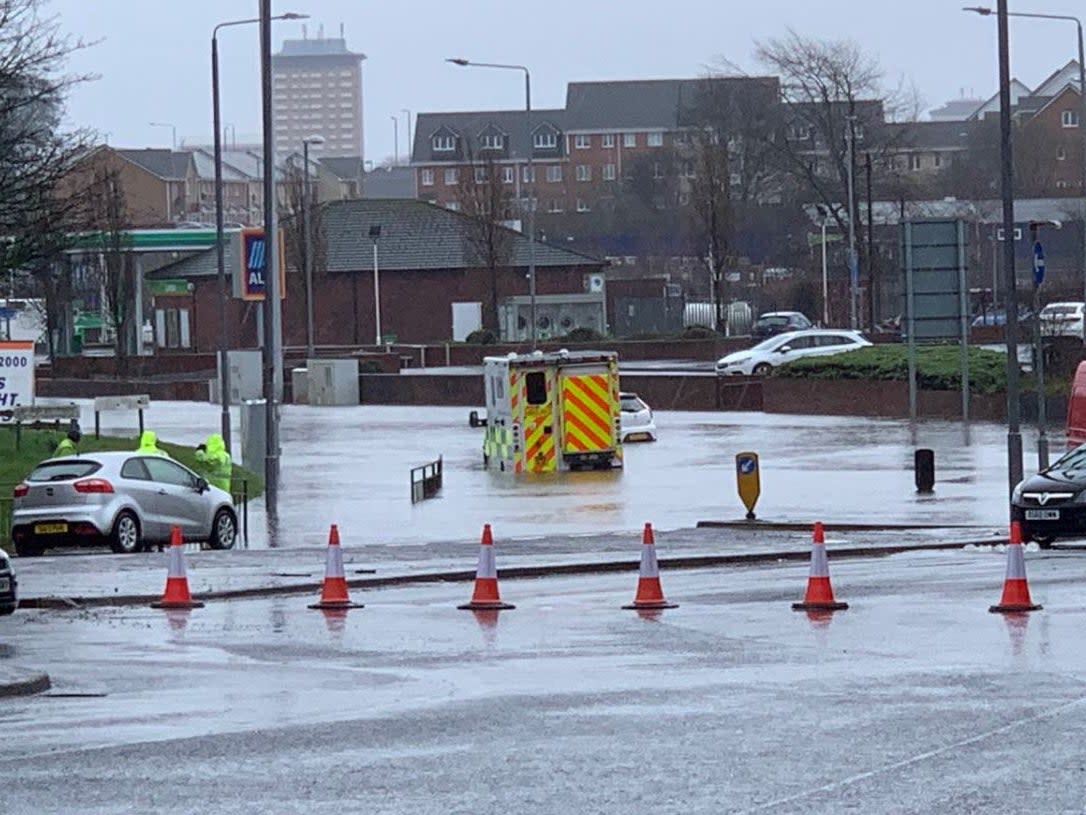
[
  {"xmin": 390, "ymin": 115, "xmax": 399, "ymax": 166},
  {"xmin": 964, "ymin": 6, "xmax": 1086, "ymax": 332},
  {"xmin": 149, "ymin": 121, "xmax": 176, "ymax": 148},
  {"xmin": 302, "ymin": 135, "xmax": 325, "ymax": 359},
  {"xmin": 447, "ymin": 57, "xmax": 536, "ymax": 349},
  {"xmin": 845, "ymin": 115, "xmax": 859, "ymax": 330},
  {"xmin": 815, "ymin": 204, "xmax": 832, "ymax": 325},
  {"xmin": 965, "ymin": 1, "xmax": 1024, "ymax": 499},
  {"xmin": 211, "ymin": 10, "xmax": 306, "ymax": 462},
  {"xmin": 402, "ymin": 108, "xmax": 412, "ymax": 161},
  {"xmin": 369, "ymin": 225, "xmax": 382, "ymax": 344}
]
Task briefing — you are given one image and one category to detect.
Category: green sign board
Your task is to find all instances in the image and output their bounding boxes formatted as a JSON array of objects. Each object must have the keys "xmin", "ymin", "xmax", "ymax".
[{"xmin": 149, "ymin": 279, "xmax": 191, "ymax": 296}]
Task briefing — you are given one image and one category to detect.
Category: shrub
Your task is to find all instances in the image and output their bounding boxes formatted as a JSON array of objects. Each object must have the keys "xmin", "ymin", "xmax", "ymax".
[
  {"xmin": 779, "ymin": 344, "xmax": 1008, "ymax": 394},
  {"xmin": 557, "ymin": 326, "xmax": 605, "ymax": 342},
  {"xmin": 678, "ymin": 325, "xmax": 719, "ymax": 340},
  {"xmin": 465, "ymin": 328, "xmax": 498, "ymax": 345}
]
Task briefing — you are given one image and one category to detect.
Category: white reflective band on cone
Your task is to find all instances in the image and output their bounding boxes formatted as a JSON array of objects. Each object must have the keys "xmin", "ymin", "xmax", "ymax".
[
  {"xmin": 640, "ymin": 543, "xmax": 660, "ymax": 578},
  {"xmin": 808, "ymin": 543, "xmax": 830, "ymax": 578},
  {"xmin": 476, "ymin": 545, "xmax": 497, "ymax": 578},
  {"xmin": 168, "ymin": 546, "xmax": 187, "ymax": 579},
  {"xmin": 1004, "ymin": 543, "xmax": 1028, "ymax": 580},
  {"xmin": 325, "ymin": 542, "xmax": 346, "ymax": 579}
]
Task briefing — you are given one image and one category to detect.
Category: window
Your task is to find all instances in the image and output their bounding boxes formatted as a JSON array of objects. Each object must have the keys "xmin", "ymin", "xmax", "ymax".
[
  {"xmin": 576, "ymin": 164, "xmax": 591, "ymax": 182},
  {"xmin": 576, "ymin": 198, "xmax": 590, "ymax": 212},
  {"xmin": 1058, "ymin": 146, "xmax": 1068, "ymax": 161},
  {"xmin": 909, "ymin": 154, "xmax": 921, "ymax": 171},
  {"xmin": 574, "ymin": 134, "xmax": 591, "ymax": 149},
  {"xmin": 444, "ymin": 168, "xmax": 459, "ymax": 185},
  {"xmin": 481, "ymin": 133, "xmax": 504, "ymax": 150},
  {"xmin": 1063, "ymin": 110, "xmax": 1080, "ymax": 128},
  {"xmin": 546, "ymin": 165, "xmax": 562, "ymax": 183},
  {"xmin": 933, "ymin": 154, "xmax": 942, "ymax": 169},
  {"xmin": 525, "ymin": 372, "xmax": 547, "ymax": 405},
  {"xmin": 653, "ymin": 162, "xmax": 663, "ymax": 180},
  {"xmin": 420, "ymin": 168, "xmax": 434, "ymax": 186},
  {"xmin": 433, "ymin": 134, "xmax": 455, "ymax": 151},
  {"xmin": 502, "ymin": 166, "xmax": 515, "ymax": 184},
  {"xmin": 602, "ymin": 134, "xmax": 615, "ymax": 148},
  {"xmin": 623, "ymin": 133, "xmax": 637, "ymax": 148},
  {"xmin": 533, "ymin": 130, "xmax": 557, "ymax": 149},
  {"xmin": 144, "ymin": 457, "xmax": 197, "ymax": 488},
  {"xmin": 474, "ymin": 166, "xmax": 489, "ymax": 183},
  {"xmin": 445, "ymin": 201, "xmax": 461, "ymax": 211},
  {"xmin": 120, "ymin": 458, "xmax": 151, "ymax": 480},
  {"xmin": 522, "ymin": 165, "xmax": 536, "ymax": 183},
  {"xmin": 787, "ymin": 124, "xmax": 810, "ymax": 141},
  {"xmin": 547, "ymin": 199, "xmax": 563, "ymax": 213},
  {"xmin": 1057, "ymin": 180, "xmax": 1070, "ymax": 189},
  {"xmin": 682, "ymin": 161, "xmax": 695, "ymax": 179},
  {"xmin": 603, "ymin": 163, "xmax": 616, "ymax": 181},
  {"xmin": 647, "ymin": 132, "xmax": 663, "ymax": 147}
]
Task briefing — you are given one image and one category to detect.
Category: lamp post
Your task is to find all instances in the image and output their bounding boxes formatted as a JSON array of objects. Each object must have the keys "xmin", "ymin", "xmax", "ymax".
[
  {"xmin": 402, "ymin": 109, "xmax": 412, "ymax": 160},
  {"xmin": 369, "ymin": 225, "xmax": 382, "ymax": 344},
  {"xmin": 964, "ymin": 6, "xmax": 1086, "ymax": 331},
  {"xmin": 391, "ymin": 115, "xmax": 399, "ymax": 166},
  {"xmin": 302, "ymin": 135, "xmax": 325, "ymax": 359},
  {"xmin": 149, "ymin": 121, "xmax": 176, "ymax": 148},
  {"xmin": 845, "ymin": 115, "xmax": 859, "ymax": 330},
  {"xmin": 815, "ymin": 204, "xmax": 831, "ymax": 325},
  {"xmin": 447, "ymin": 58, "xmax": 536, "ymax": 348},
  {"xmin": 966, "ymin": 1, "xmax": 1024, "ymax": 499},
  {"xmin": 211, "ymin": 10, "xmax": 306, "ymax": 455}
]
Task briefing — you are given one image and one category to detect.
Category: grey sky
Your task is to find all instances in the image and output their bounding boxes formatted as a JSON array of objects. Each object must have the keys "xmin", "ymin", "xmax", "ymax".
[{"xmin": 49, "ymin": 0, "xmax": 1086, "ymax": 164}]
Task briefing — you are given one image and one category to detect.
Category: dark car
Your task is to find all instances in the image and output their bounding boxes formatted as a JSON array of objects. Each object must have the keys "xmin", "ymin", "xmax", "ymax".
[
  {"xmin": 1011, "ymin": 443, "xmax": 1086, "ymax": 545},
  {"xmin": 0, "ymin": 549, "xmax": 16, "ymax": 615},
  {"xmin": 751, "ymin": 311, "xmax": 813, "ymax": 340}
]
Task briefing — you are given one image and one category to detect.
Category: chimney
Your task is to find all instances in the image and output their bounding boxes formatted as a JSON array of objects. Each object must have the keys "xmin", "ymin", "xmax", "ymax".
[
  {"xmin": 318, "ymin": 23, "xmax": 324, "ymax": 39},
  {"xmin": 302, "ymin": 24, "xmax": 307, "ymax": 39},
  {"xmin": 340, "ymin": 22, "xmax": 345, "ymax": 39}
]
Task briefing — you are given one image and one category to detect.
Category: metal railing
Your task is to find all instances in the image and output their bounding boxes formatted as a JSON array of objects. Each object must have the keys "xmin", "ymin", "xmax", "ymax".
[{"xmin": 410, "ymin": 456, "xmax": 443, "ymax": 504}]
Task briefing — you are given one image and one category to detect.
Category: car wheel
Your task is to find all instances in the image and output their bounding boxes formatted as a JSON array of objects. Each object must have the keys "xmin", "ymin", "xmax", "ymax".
[
  {"xmin": 1033, "ymin": 535, "xmax": 1055, "ymax": 549},
  {"xmin": 14, "ymin": 539, "xmax": 42, "ymax": 557},
  {"xmin": 109, "ymin": 511, "xmax": 141, "ymax": 555},
  {"xmin": 208, "ymin": 508, "xmax": 237, "ymax": 550},
  {"xmin": 752, "ymin": 362, "xmax": 772, "ymax": 376}
]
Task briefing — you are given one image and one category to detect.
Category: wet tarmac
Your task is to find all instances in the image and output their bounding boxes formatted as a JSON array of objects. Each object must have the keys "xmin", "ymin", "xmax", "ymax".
[
  {"xmin": 65, "ymin": 399, "xmax": 1033, "ymax": 549},
  {"xmin": 3, "ymin": 547, "xmax": 1086, "ymax": 813}
]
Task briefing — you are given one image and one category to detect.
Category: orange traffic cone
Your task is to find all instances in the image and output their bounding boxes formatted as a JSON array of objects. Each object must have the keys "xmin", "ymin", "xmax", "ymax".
[
  {"xmin": 458, "ymin": 524, "xmax": 515, "ymax": 610},
  {"xmin": 623, "ymin": 523, "xmax": 678, "ymax": 610},
  {"xmin": 308, "ymin": 525, "xmax": 364, "ymax": 610},
  {"xmin": 150, "ymin": 526, "xmax": 205, "ymax": 609},
  {"xmin": 792, "ymin": 521, "xmax": 848, "ymax": 612},
  {"xmin": 989, "ymin": 521, "xmax": 1043, "ymax": 614}
]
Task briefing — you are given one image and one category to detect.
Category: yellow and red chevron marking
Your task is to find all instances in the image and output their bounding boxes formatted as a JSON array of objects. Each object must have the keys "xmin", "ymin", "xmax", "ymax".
[
  {"xmin": 509, "ymin": 372, "xmax": 521, "ymax": 412},
  {"xmin": 524, "ymin": 416, "xmax": 556, "ymax": 472},
  {"xmin": 561, "ymin": 374, "xmax": 615, "ymax": 453}
]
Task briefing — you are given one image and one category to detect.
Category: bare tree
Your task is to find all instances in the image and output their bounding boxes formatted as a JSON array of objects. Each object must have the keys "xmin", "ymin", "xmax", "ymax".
[
  {"xmin": 684, "ymin": 128, "xmax": 733, "ymax": 330},
  {"xmin": 455, "ymin": 145, "xmax": 515, "ymax": 334},
  {"xmin": 280, "ymin": 156, "xmax": 326, "ymax": 310}
]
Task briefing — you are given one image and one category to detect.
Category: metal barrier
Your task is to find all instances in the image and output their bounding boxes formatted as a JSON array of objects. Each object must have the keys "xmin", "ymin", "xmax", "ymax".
[
  {"xmin": 230, "ymin": 477, "xmax": 250, "ymax": 547},
  {"xmin": 410, "ymin": 456, "xmax": 443, "ymax": 503}
]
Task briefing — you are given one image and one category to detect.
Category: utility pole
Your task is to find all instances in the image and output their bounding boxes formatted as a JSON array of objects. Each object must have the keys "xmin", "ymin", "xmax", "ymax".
[
  {"xmin": 865, "ymin": 152, "xmax": 876, "ymax": 329},
  {"xmin": 846, "ymin": 115, "xmax": 858, "ymax": 330}
]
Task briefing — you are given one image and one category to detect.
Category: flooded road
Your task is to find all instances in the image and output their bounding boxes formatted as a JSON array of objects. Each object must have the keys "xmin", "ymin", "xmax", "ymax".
[{"xmin": 68, "ymin": 400, "xmax": 1030, "ymax": 548}]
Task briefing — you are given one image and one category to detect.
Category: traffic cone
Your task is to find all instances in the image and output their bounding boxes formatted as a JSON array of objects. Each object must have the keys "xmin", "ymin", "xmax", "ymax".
[
  {"xmin": 150, "ymin": 526, "xmax": 205, "ymax": 609},
  {"xmin": 623, "ymin": 523, "xmax": 678, "ymax": 610},
  {"xmin": 989, "ymin": 521, "xmax": 1043, "ymax": 613},
  {"xmin": 308, "ymin": 525, "xmax": 364, "ymax": 610},
  {"xmin": 458, "ymin": 524, "xmax": 515, "ymax": 610},
  {"xmin": 792, "ymin": 521, "xmax": 848, "ymax": 612}
]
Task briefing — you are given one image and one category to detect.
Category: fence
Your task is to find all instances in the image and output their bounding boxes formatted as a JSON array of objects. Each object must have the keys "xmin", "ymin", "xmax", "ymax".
[{"xmin": 410, "ymin": 456, "xmax": 443, "ymax": 504}]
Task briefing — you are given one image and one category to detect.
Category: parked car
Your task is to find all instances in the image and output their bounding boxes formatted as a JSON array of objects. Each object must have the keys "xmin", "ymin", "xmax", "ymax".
[
  {"xmin": 11, "ymin": 452, "xmax": 238, "ymax": 556},
  {"xmin": 750, "ymin": 311, "xmax": 813, "ymax": 341},
  {"xmin": 971, "ymin": 307, "xmax": 1033, "ymax": 328},
  {"xmin": 0, "ymin": 548, "xmax": 16, "ymax": 614},
  {"xmin": 619, "ymin": 392, "xmax": 657, "ymax": 442},
  {"xmin": 715, "ymin": 329, "xmax": 872, "ymax": 376},
  {"xmin": 1012, "ymin": 442, "xmax": 1086, "ymax": 546},
  {"xmin": 1039, "ymin": 301, "xmax": 1086, "ymax": 337}
]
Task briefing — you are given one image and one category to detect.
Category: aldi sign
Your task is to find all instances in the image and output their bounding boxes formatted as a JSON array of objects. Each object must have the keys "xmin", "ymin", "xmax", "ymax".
[{"xmin": 236, "ymin": 228, "xmax": 286, "ymax": 301}]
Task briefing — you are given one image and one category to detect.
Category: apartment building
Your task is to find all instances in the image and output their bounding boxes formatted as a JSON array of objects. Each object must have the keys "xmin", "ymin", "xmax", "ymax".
[{"xmin": 272, "ymin": 32, "xmax": 366, "ymax": 159}]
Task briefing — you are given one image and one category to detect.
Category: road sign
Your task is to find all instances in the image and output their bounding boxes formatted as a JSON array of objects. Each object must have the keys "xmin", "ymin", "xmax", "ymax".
[
  {"xmin": 0, "ymin": 339, "xmax": 35, "ymax": 412},
  {"xmin": 1033, "ymin": 241, "xmax": 1046, "ymax": 287},
  {"xmin": 735, "ymin": 451, "xmax": 760, "ymax": 520},
  {"xmin": 237, "ymin": 228, "xmax": 286, "ymax": 301}
]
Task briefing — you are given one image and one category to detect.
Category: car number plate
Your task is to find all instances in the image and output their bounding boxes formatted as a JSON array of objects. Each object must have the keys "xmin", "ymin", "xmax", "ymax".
[
  {"xmin": 0, "ymin": 577, "xmax": 9, "ymax": 593},
  {"xmin": 34, "ymin": 522, "xmax": 68, "ymax": 535},
  {"xmin": 1025, "ymin": 509, "xmax": 1059, "ymax": 521}
]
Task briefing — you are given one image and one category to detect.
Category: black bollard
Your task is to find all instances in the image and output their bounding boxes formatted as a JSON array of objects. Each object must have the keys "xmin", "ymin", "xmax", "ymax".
[{"xmin": 915, "ymin": 448, "xmax": 935, "ymax": 494}]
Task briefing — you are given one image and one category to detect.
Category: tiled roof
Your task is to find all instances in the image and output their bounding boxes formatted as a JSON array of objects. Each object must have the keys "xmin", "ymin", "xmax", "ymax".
[
  {"xmin": 361, "ymin": 166, "xmax": 416, "ymax": 198},
  {"xmin": 117, "ymin": 149, "xmax": 193, "ymax": 179},
  {"xmin": 319, "ymin": 156, "xmax": 364, "ymax": 181},
  {"xmin": 411, "ymin": 109, "xmax": 568, "ymax": 163},
  {"xmin": 147, "ymin": 199, "xmax": 603, "ymax": 280}
]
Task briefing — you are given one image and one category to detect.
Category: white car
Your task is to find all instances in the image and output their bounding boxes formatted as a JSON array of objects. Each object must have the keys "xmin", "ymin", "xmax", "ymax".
[
  {"xmin": 619, "ymin": 392, "xmax": 657, "ymax": 442},
  {"xmin": 1039, "ymin": 302, "xmax": 1085, "ymax": 337},
  {"xmin": 715, "ymin": 329, "xmax": 871, "ymax": 376}
]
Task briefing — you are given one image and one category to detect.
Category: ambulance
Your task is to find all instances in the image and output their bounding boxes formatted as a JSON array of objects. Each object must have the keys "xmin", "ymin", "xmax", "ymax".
[{"xmin": 482, "ymin": 350, "xmax": 623, "ymax": 473}]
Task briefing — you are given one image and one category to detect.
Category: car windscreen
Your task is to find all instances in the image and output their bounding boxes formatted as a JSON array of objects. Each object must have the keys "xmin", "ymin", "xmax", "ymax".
[
  {"xmin": 750, "ymin": 335, "xmax": 792, "ymax": 351},
  {"xmin": 757, "ymin": 315, "xmax": 791, "ymax": 327},
  {"xmin": 28, "ymin": 460, "xmax": 102, "ymax": 482},
  {"xmin": 620, "ymin": 396, "xmax": 644, "ymax": 412}
]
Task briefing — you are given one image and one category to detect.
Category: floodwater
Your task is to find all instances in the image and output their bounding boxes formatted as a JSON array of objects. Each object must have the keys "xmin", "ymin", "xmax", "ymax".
[
  {"xmin": 60, "ymin": 399, "xmax": 1036, "ymax": 548},
  {"xmin": 3, "ymin": 547, "xmax": 1086, "ymax": 813}
]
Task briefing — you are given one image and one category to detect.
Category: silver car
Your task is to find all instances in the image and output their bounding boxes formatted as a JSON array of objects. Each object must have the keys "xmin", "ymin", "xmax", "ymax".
[{"xmin": 11, "ymin": 451, "xmax": 237, "ymax": 556}]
